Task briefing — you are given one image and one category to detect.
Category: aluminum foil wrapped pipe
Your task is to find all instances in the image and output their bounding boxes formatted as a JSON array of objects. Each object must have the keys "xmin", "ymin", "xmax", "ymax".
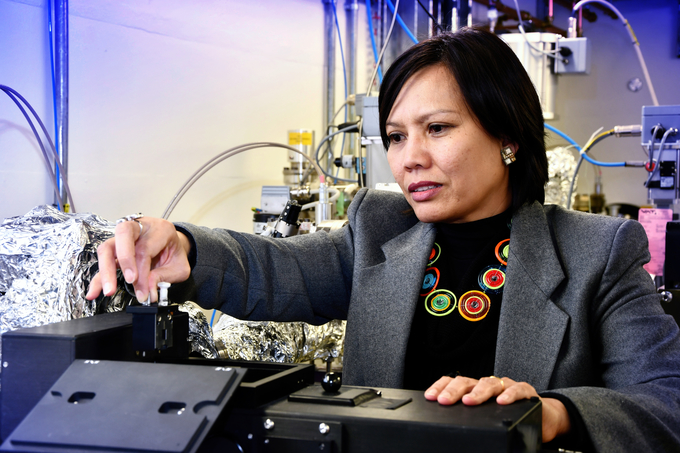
[
  {"xmin": 545, "ymin": 146, "xmax": 578, "ymax": 208},
  {"xmin": 178, "ymin": 301, "xmax": 219, "ymax": 359},
  {"xmin": 0, "ymin": 206, "xmax": 134, "ymax": 367},
  {"xmin": 0, "ymin": 207, "xmax": 217, "ymax": 366},
  {"xmin": 0, "ymin": 205, "xmax": 345, "ymax": 370},
  {"xmin": 212, "ymin": 315, "xmax": 346, "ymax": 365}
]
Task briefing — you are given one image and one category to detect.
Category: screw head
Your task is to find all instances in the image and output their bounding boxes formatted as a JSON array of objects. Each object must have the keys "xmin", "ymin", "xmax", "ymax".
[
  {"xmin": 263, "ymin": 419, "xmax": 275, "ymax": 430},
  {"xmin": 318, "ymin": 423, "xmax": 330, "ymax": 435},
  {"xmin": 660, "ymin": 291, "xmax": 673, "ymax": 303}
]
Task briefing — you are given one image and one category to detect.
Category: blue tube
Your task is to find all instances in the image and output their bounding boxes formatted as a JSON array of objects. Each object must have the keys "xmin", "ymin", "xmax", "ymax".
[
  {"xmin": 580, "ymin": 152, "xmax": 625, "ymax": 167},
  {"xmin": 385, "ymin": 0, "xmax": 419, "ymax": 45},
  {"xmin": 210, "ymin": 309, "xmax": 216, "ymax": 328},
  {"xmin": 543, "ymin": 123, "xmax": 625, "ymax": 167},
  {"xmin": 365, "ymin": 0, "xmax": 383, "ymax": 83},
  {"xmin": 544, "ymin": 123, "xmax": 581, "ymax": 151},
  {"xmin": 48, "ymin": 0, "xmax": 62, "ymax": 209}
]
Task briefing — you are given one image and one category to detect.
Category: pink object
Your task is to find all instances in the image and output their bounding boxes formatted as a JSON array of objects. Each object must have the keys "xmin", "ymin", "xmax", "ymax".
[{"xmin": 638, "ymin": 208, "xmax": 673, "ymax": 276}]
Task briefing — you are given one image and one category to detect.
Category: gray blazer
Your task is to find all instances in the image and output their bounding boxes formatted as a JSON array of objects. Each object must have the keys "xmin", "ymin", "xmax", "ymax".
[{"xmin": 176, "ymin": 188, "xmax": 680, "ymax": 453}]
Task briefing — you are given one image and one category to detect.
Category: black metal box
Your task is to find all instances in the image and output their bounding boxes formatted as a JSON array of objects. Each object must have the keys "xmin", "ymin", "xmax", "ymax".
[
  {"xmin": 220, "ymin": 384, "xmax": 542, "ymax": 453},
  {"xmin": 0, "ymin": 312, "xmax": 135, "ymax": 441}
]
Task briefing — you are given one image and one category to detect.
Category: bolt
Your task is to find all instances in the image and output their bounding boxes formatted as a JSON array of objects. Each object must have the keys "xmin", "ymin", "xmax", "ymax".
[
  {"xmin": 318, "ymin": 423, "xmax": 330, "ymax": 435},
  {"xmin": 660, "ymin": 291, "xmax": 673, "ymax": 303},
  {"xmin": 263, "ymin": 419, "xmax": 275, "ymax": 430}
]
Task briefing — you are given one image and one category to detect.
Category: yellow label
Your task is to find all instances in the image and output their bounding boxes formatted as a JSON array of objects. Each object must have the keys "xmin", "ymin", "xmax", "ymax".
[
  {"xmin": 288, "ymin": 132, "xmax": 301, "ymax": 145},
  {"xmin": 301, "ymin": 132, "xmax": 313, "ymax": 146}
]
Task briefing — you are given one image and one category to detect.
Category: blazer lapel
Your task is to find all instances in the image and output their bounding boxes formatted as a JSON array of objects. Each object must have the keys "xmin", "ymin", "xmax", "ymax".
[
  {"xmin": 494, "ymin": 203, "xmax": 570, "ymax": 391},
  {"xmin": 343, "ymin": 221, "xmax": 436, "ymax": 388}
]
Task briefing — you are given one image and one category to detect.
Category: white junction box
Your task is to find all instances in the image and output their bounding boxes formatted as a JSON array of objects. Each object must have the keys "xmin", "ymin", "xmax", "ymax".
[{"xmin": 555, "ymin": 37, "xmax": 591, "ymax": 74}]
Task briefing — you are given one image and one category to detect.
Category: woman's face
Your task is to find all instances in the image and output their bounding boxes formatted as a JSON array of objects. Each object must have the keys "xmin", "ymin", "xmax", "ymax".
[{"xmin": 385, "ymin": 64, "xmax": 512, "ymax": 224}]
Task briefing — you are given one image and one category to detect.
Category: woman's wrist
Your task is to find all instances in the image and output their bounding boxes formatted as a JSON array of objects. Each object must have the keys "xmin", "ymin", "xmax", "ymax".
[
  {"xmin": 542, "ymin": 397, "xmax": 572, "ymax": 440},
  {"xmin": 176, "ymin": 231, "xmax": 192, "ymax": 257}
]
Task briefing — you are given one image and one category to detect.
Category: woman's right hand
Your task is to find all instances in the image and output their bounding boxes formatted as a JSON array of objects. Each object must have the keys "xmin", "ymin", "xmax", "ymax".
[{"xmin": 85, "ymin": 216, "xmax": 192, "ymax": 303}]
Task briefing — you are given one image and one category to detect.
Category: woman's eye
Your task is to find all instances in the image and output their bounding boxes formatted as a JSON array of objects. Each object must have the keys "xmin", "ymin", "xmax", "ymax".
[
  {"xmin": 429, "ymin": 124, "xmax": 446, "ymax": 134},
  {"xmin": 388, "ymin": 133, "xmax": 404, "ymax": 144}
]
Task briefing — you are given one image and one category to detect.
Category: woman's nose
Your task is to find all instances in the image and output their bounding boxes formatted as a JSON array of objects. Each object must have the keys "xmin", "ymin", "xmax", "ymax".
[{"xmin": 403, "ymin": 135, "xmax": 431, "ymax": 170}]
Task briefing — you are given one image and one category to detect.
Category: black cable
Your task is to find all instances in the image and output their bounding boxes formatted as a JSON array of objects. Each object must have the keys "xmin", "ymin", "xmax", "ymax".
[
  {"xmin": 0, "ymin": 84, "xmax": 76, "ymax": 211},
  {"xmin": 315, "ymin": 126, "xmax": 360, "ymax": 183},
  {"xmin": 416, "ymin": 0, "xmax": 446, "ymax": 34},
  {"xmin": 1, "ymin": 86, "xmax": 63, "ymax": 208}
]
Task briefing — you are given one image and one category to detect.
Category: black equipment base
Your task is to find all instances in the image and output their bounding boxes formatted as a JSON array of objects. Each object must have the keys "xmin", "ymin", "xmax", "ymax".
[
  {"xmin": 0, "ymin": 360, "xmax": 245, "ymax": 453},
  {"xmin": 219, "ymin": 384, "xmax": 542, "ymax": 453}
]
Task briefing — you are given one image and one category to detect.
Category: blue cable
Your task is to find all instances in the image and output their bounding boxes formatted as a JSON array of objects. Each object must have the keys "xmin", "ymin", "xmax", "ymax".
[
  {"xmin": 544, "ymin": 123, "xmax": 581, "ymax": 151},
  {"xmin": 210, "ymin": 309, "xmax": 216, "ymax": 328},
  {"xmin": 580, "ymin": 151, "xmax": 625, "ymax": 167},
  {"xmin": 365, "ymin": 0, "xmax": 383, "ymax": 83},
  {"xmin": 543, "ymin": 123, "xmax": 625, "ymax": 167},
  {"xmin": 47, "ymin": 0, "xmax": 62, "ymax": 209},
  {"xmin": 385, "ymin": 0, "xmax": 419, "ymax": 45}
]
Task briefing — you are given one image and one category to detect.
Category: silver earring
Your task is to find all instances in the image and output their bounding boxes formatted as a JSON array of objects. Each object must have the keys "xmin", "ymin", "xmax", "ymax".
[{"xmin": 501, "ymin": 146, "xmax": 516, "ymax": 166}]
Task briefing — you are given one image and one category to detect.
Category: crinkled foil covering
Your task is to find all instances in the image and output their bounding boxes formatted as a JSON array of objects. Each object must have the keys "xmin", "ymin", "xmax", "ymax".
[
  {"xmin": 545, "ymin": 146, "xmax": 578, "ymax": 208},
  {"xmin": 212, "ymin": 315, "xmax": 346, "ymax": 364},
  {"xmin": 0, "ymin": 206, "xmax": 134, "ymax": 368},
  {"xmin": 178, "ymin": 301, "xmax": 219, "ymax": 359},
  {"xmin": 0, "ymin": 205, "xmax": 345, "ymax": 374}
]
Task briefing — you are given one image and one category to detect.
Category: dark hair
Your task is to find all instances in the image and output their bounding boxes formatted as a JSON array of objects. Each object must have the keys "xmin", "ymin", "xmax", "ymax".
[{"xmin": 379, "ymin": 27, "xmax": 548, "ymax": 210}]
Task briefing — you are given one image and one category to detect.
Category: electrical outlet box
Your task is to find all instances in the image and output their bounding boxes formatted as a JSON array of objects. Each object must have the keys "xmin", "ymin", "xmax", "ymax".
[{"xmin": 555, "ymin": 37, "xmax": 591, "ymax": 74}]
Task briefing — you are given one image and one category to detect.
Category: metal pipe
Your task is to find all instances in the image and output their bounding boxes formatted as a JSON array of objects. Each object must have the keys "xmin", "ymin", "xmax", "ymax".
[
  {"xmin": 55, "ymin": 0, "xmax": 69, "ymax": 211},
  {"xmin": 344, "ymin": 0, "xmax": 359, "ymax": 159},
  {"xmin": 323, "ymin": 0, "xmax": 336, "ymax": 136}
]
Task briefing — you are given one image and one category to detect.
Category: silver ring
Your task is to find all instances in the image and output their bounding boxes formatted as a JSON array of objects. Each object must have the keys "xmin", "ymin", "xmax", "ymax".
[{"xmin": 116, "ymin": 213, "xmax": 144, "ymax": 235}]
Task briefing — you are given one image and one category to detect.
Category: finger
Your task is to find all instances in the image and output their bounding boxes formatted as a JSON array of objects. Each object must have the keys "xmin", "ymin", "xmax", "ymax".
[
  {"xmin": 85, "ymin": 272, "xmax": 103, "ymax": 300},
  {"xmin": 114, "ymin": 220, "xmax": 144, "ymax": 286},
  {"xmin": 146, "ymin": 248, "xmax": 192, "ymax": 298},
  {"xmin": 133, "ymin": 237, "xmax": 154, "ymax": 303},
  {"xmin": 424, "ymin": 376, "xmax": 454, "ymax": 401},
  {"xmin": 461, "ymin": 376, "xmax": 510, "ymax": 406},
  {"xmin": 425, "ymin": 376, "xmax": 478, "ymax": 405},
  {"xmin": 132, "ymin": 220, "xmax": 189, "ymax": 303},
  {"xmin": 94, "ymin": 238, "xmax": 120, "ymax": 297},
  {"xmin": 495, "ymin": 380, "xmax": 538, "ymax": 405}
]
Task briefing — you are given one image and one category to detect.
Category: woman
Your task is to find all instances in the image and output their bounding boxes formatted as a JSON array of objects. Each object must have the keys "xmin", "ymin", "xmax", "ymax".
[{"xmin": 87, "ymin": 28, "xmax": 680, "ymax": 452}]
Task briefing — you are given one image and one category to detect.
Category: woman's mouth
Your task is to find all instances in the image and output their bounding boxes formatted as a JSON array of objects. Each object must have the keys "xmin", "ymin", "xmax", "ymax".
[{"xmin": 408, "ymin": 182, "xmax": 442, "ymax": 201}]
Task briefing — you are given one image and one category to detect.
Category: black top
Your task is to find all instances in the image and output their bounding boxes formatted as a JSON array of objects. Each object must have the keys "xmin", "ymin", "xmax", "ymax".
[{"xmin": 403, "ymin": 210, "xmax": 512, "ymax": 390}]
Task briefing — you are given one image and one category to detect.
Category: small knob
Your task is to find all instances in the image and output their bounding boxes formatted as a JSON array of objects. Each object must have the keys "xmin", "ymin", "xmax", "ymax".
[
  {"xmin": 318, "ymin": 423, "xmax": 330, "ymax": 435},
  {"xmin": 321, "ymin": 372, "xmax": 342, "ymax": 393}
]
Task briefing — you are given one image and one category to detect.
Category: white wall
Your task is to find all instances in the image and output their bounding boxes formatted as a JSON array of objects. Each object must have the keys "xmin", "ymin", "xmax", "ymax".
[
  {"xmin": 0, "ymin": 0, "xmax": 369, "ymax": 232},
  {"xmin": 2, "ymin": 0, "xmax": 679, "ymax": 229}
]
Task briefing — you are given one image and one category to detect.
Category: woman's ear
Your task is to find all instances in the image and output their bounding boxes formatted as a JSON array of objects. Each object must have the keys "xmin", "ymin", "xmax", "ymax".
[
  {"xmin": 500, "ymin": 140, "xmax": 518, "ymax": 166},
  {"xmin": 501, "ymin": 140, "xmax": 518, "ymax": 155}
]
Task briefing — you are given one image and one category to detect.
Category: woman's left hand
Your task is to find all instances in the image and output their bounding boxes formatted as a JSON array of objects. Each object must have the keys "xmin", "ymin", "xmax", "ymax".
[{"xmin": 424, "ymin": 375, "xmax": 571, "ymax": 443}]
